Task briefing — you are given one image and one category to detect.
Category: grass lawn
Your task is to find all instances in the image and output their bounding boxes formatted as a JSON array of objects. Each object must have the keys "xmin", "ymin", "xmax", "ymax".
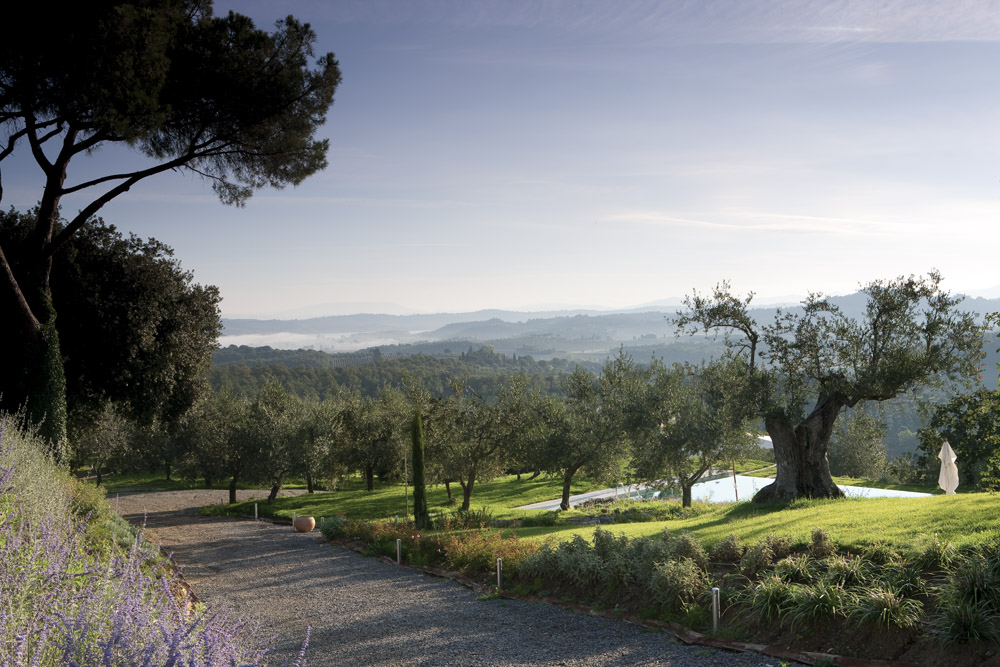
[
  {"xmin": 91, "ymin": 470, "xmax": 309, "ymax": 494},
  {"xmin": 202, "ymin": 474, "xmax": 602, "ymax": 523},
  {"xmin": 200, "ymin": 472, "xmax": 999, "ymax": 557},
  {"xmin": 511, "ymin": 493, "xmax": 1000, "ymax": 555}
]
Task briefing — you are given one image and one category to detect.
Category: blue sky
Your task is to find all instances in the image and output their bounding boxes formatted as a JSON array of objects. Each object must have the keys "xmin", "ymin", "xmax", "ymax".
[{"xmin": 7, "ymin": 1, "xmax": 1000, "ymax": 317}]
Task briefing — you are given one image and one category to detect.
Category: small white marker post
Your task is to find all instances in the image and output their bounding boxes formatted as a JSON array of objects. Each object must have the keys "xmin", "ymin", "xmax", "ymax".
[
  {"xmin": 711, "ymin": 587, "xmax": 720, "ymax": 634},
  {"xmin": 396, "ymin": 538, "xmax": 402, "ymax": 564},
  {"xmin": 496, "ymin": 558, "xmax": 503, "ymax": 590}
]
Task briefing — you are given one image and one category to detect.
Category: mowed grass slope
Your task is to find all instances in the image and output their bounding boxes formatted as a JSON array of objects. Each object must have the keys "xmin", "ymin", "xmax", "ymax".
[
  {"xmin": 513, "ymin": 493, "xmax": 1000, "ymax": 556},
  {"xmin": 203, "ymin": 473, "xmax": 999, "ymax": 556},
  {"xmin": 204, "ymin": 474, "xmax": 601, "ymax": 523}
]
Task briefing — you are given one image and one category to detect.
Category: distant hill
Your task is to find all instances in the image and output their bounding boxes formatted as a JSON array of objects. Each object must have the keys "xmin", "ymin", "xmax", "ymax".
[{"xmin": 220, "ymin": 292, "xmax": 1000, "ymax": 361}]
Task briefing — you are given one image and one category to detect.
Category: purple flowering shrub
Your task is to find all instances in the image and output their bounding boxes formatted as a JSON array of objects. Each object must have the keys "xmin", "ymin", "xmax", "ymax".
[{"xmin": 0, "ymin": 418, "xmax": 293, "ymax": 666}]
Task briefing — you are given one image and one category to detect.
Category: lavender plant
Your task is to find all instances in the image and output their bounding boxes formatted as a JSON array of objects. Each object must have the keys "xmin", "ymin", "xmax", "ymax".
[{"xmin": 0, "ymin": 416, "xmax": 302, "ymax": 666}]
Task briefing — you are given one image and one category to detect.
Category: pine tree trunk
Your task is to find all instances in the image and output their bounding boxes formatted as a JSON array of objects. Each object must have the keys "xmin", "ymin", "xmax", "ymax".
[
  {"xmin": 753, "ymin": 399, "xmax": 845, "ymax": 502},
  {"xmin": 306, "ymin": 472, "xmax": 314, "ymax": 493},
  {"xmin": 682, "ymin": 484, "xmax": 692, "ymax": 507},
  {"xmin": 365, "ymin": 465, "xmax": 374, "ymax": 491},
  {"xmin": 229, "ymin": 474, "xmax": 239, "ymax": 504},
  {"xmin": 16, "ymin": 298, "xmax": 69, "ymax": 455},
  {"xmin": 445, "ymin": 480, "xmax": 452, "ymax": 502}
]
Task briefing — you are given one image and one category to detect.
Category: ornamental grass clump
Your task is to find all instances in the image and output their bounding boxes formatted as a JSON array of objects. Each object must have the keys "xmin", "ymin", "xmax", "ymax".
[
  {"xmin": 918, "ymin": 534, "xmax": 961, "ymax": 571},
  {"xmin": 929, "ymin": 554, "xmax": 1000, "ymax": 644},
  {"xmin": 773, "ymin": 554, "xmax": 819, "ymax": 584},
  {"xmin": 787, "ymin": 581, "xmax": 854, "ymax": 629},
  {"xmin": 742, "ymin": 574, "xmax": 797, "ymax": 622},
  {"xmin": 849, "ymin": 585, "xmax": 924, "ymax": 630},
  {"xmin": 822, "ymin": 554, "xmax": 871, "ymax": 587}
]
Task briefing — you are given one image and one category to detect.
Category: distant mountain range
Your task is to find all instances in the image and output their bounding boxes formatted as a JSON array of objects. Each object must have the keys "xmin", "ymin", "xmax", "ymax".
[{"xmin": 219, "ymin": 292, "xmax": 1000, "ymax": 358}]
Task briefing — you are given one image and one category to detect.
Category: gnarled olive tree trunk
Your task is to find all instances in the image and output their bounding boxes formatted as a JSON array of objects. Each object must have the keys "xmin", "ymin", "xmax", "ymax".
[{"xmin": 753, "ymin": 397, "xmax": 845, "ymax": 503}]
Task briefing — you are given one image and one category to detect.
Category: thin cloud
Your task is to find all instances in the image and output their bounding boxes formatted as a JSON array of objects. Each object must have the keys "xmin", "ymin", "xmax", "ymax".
[
  {"xmin": 604, "ymin": 210, "xmax": 897, "ymax": 236},
  {"xmin": 321, "ymin": 0, "xmax": 1000, "ymax": 45}
]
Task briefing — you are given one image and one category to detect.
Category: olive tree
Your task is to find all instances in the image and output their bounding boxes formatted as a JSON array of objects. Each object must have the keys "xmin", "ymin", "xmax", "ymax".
[
  {"xmin": 676, "ymin": 272, "xmax": 980, "ymax": 502},
  {"xmin": 631, "ymin": 357, "xmax": 757, "ymax": 507},
  {"xmin": 431, "ymin": 375, "xmax": 533, "ymax": 511},
  {"xmin": 536, "ymin": 357, "xmax": 637, "ymax": 511}
]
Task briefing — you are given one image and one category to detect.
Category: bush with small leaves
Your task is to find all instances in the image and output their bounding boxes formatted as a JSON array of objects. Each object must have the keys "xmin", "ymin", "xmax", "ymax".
[
  {"xmin": 740, "ymin": 541, "xmax": 775, "ymax": 577},
  {"xmin": 592, "ymin": 527, "xmax": 629, "ymax": 562},
  {"xmin": 516, "ymin": 542, "xmax": 560, "ymax": 589},
  {"xmin": 665, "ymin": 532, "xmax": 708, "ymax": 572},
  {"xmin": 710, "ymin": 534, "xmax": 744, "ymax": 563},
  {"xmin": 0, "ymin": 418, "xmax": 284, "ymax": 666},
  {"xmin": 762, "ymin": 534, "xmax": 792, "ymax": 560},
  {"xmin": 452, "ymin": 506, "xmax": 494, "ymax": 529},
  {"xmin": 519, "ymin": 511, "xmax": 559, "ymax": 527},
  {"xmin": 809, "ymin": 528, "xmax": 835, "ymax": 559},
  {"xmin": 647, "ymin": 558, "xmax": 708, "ymax": 612},
  {"xmin": 319, "ymin": 515, "xmax": 346, "ymax": 540}
]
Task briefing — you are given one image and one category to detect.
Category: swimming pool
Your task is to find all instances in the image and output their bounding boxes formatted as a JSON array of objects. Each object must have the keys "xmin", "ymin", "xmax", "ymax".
[{"xmin": 689, "ymin": 474, "xmax": 932, "ymax": 503}]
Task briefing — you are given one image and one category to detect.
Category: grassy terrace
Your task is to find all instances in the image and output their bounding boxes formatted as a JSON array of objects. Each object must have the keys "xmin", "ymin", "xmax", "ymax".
[{"xmin": 198, "ymin": 471, "xmax": 999, "ymax": 556}]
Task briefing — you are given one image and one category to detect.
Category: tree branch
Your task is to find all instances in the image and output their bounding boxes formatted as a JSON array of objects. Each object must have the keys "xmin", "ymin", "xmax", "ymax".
[
  {"xmin": 48, "ymin": 155, "xmax": 195, "ymax": 257},
  {"xmin": 24, "ymin": 113, "xmax": 56, "ymax": 175},
  {"xmin": 0, "ymin": 241, "xmax": 40, "ymax": 337}
]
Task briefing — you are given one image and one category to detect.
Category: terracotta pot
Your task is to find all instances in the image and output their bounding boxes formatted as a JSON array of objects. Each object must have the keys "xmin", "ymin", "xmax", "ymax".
[{"xmin": 293, "ymin": 515, "xmax": 315, "ymax": 533}]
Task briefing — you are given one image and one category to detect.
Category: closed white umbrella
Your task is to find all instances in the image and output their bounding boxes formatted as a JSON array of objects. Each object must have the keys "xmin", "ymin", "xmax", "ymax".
[{"xmin": 938, "ymin": 440, "xmax": 959, "ymax": 495}]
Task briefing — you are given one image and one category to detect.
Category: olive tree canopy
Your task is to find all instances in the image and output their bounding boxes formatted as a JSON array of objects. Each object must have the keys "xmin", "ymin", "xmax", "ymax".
[{"xmin": 676, "ymin": 272, "xmax": 981, "ymax": 502}]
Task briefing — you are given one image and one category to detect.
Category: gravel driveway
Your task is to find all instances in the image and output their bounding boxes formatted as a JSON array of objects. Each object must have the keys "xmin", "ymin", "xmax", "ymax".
[{"xmin": 116, "ymin": 490, "xmax": 783, "ymax": 667}]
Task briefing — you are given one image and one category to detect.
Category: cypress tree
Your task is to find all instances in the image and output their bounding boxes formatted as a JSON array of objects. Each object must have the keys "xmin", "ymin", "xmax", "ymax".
[{"xmin": 411, "ymin": 410, "xmax": 431, "ymax": 529}]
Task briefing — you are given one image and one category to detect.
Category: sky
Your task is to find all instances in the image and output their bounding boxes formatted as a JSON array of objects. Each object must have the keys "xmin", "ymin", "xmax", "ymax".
[{"xmin": 6, "ymin": 0, "xmax": 1000, "ymax": 318}]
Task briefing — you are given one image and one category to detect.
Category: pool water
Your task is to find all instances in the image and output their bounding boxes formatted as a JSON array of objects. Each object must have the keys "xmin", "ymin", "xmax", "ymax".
[{"xmin": 688, "ymin": 474, "xmax": 932, "ymax": 503}]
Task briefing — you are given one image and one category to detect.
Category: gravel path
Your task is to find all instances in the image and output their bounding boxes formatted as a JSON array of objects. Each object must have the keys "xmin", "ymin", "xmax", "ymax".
[{"xmin": 116, "ymin": 490, "xmax": 784, "ymax": 667}]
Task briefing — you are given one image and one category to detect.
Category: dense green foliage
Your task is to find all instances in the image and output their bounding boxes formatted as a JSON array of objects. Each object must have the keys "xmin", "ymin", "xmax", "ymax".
[
  {"xmin": 1, "ymin": 211, "xmax": 222, "ymax": 436},
  {"xmin": 0, "ymin": 0, "xmax": 339, "ymax": 445},
  {"xmin": 210, "ymin": 344, "xmax": 583, "ymax": 398},
  {"xmin": 411, "ymin": 411, "xmax": 431, "ymax": 529},
  {"xmin": 917, "ymin": 388, "xmax": 1000, "ymax": 490},
  {"xmin": 828, "ymin": 409, "xmax": 889, "ymax": 479}
]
